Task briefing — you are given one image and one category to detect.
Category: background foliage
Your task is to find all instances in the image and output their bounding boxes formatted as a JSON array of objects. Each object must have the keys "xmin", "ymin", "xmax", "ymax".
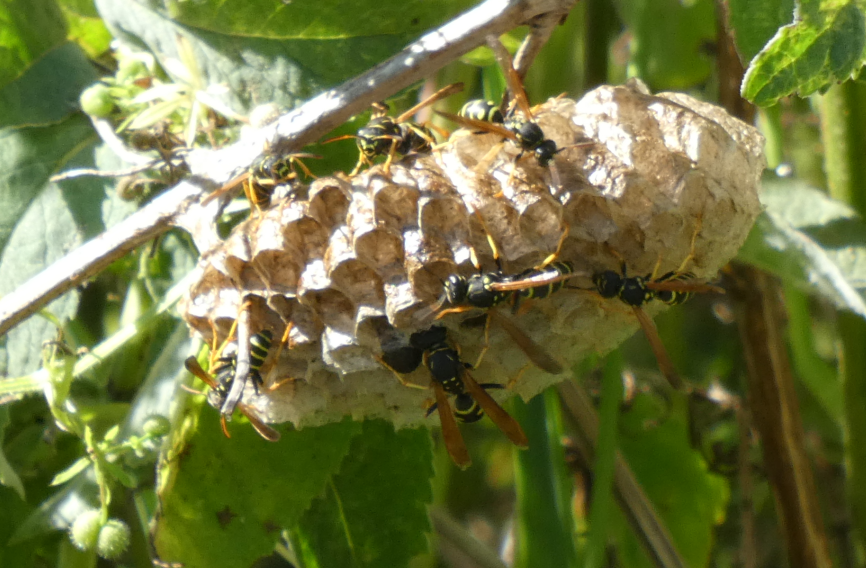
[{"xmin": 0, "ymin": 0, "xmax": 864, "ymax": 567}]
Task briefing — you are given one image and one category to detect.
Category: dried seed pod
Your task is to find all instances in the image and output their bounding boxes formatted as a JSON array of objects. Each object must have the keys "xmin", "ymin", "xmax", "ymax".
[{"xmin": 178, "ymin": 80, "xmax": 764, "ymax": 429}]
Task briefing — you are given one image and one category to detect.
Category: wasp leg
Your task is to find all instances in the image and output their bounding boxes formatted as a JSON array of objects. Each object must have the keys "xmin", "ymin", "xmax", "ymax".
[
  {"xmin": 539, "ymin": 223, "xmax": 569, "ymax": 268},
  {"xmin": 375, "ymin": 355, "xmax": 429, "ymax": 389}
]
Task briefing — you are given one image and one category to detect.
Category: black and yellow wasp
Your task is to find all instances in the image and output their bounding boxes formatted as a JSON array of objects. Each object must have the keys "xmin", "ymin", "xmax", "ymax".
[
  {"xmin": 183, "ymin": 330, "xmax": 280, "ymax": 442},
  {"xmin": 382, "ymin": 325, "xmax": 527, "ymax": 469},
  {"xmin": 203, "ymin": 152, "xmax": 319, "ymax": 211},
  {"xmin": 590, "ymin": 227, "xmax": 724, "ymax": 389},
  {"xmin": 328, "ymin": 83, "xmax": 464, "ymax": 176}
]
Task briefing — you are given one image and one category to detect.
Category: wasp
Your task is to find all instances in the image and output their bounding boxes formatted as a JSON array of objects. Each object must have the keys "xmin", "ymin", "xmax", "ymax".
[
  {"xmin": 327, "ymin": 82, "xmax": 464, "ymax": 176},
  {"xmin": 184, "ymin": 333, "xmax": 280, "ymax": 442},
  {"xmin": 203, "ymin": 152, "xmax": 319, "ymax": 211},
  {"xmin": 435, "ymin": 61, "xmax": 570, "ymax": 187},
  {"xmin": 430, "ymin": 216, "xmax": 578, "ymax": 374},
  {"xmin": 590, "ymin": 227, "xmax": 723, "ymax": 389},
  {"xmin": 389, "ymin": 326, "xmax": 527, "ymax": 469}
]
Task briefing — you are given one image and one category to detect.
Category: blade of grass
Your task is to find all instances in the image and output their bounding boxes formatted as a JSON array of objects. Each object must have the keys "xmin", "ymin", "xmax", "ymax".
[
  {"xmin": 583, "ymin": 353, "xmax": 622, "ymax": 568},
  {"xmin": 512, "ymin": 388, "xmax": 577, "ymax": 568}
]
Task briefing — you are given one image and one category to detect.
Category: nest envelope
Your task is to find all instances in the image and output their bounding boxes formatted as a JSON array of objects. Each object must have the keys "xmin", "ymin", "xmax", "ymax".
[{"xmin": 179, "ymin": 79, "xmax": 766, "ymax": 428}]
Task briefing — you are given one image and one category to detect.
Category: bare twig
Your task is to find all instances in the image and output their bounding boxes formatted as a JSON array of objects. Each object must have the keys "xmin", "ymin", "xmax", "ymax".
[
  {"xmin": 0, "ymin": 0, "xmax": 578, "ymax": 338},
  {"xmin": 512, "ymin": 8, "xmax": 570, "ymax": 79},
  {"xmin": 729, "ymin": 264, "xmax": 832, "ymax": 568}
]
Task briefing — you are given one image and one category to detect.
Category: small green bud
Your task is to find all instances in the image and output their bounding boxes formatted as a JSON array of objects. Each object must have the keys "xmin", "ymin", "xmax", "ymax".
[
  {"xmin": 96, "ymin": 518, "xmax": 131, "ymax": 560},
  {"xmin": 79, "ymin": 84, "xmax": 115, "ymax": 118},
  {"xmin": 142, "ymin": 415, "xmax": 171, "ymax": 438},
  {"xmin": 69, "ymin": 509, "xmax": 103, "ymax": 551}
]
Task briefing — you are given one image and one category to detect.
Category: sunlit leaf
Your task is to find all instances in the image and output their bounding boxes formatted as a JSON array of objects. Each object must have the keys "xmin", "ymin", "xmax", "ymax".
[
  {"xmin": 728, "ymin": 0, "xmax": 795, "ymax": 62},
  {"xmin": 738, "ymin": 178, "xmax": 866, "ymax": 318},
  {"xmin": 742, "ymin": 2, "xmax": 866, "ymax": 105},
  {"xmin": 294, "ymin": 420, "xmax": 433, "ymax": 568},
  {"xmin": 50, "ymin": 457, "xmax": 91, "ymax": 486},
  {"xmin": 153, "ymin": 408, "xmax": 360, "ymax": 568}
]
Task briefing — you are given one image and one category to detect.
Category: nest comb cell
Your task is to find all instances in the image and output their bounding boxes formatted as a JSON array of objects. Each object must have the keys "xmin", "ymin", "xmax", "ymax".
[{"xmin": 178, "ymin": 79, "xmax": 765, "ymax": 430}]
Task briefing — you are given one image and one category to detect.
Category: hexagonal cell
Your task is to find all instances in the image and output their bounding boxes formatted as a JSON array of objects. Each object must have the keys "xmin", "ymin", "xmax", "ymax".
[{"xmin": 180, "ymin": 83, "xmax": 765, "ymax": 432}]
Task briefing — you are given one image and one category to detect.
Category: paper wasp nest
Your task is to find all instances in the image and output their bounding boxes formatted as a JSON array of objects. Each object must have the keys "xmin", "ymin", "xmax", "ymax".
[{"xmin": 179, "ymin": 80, "xmax": 765, "ymax": 428}]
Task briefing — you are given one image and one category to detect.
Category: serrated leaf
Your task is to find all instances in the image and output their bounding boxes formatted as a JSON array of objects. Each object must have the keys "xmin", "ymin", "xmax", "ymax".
[
  {"xmin": 0, "ymin": 0, "xmax": 69, "ymax": 88},
  {"xmin": 0, "ymin": 42, "xmax": 98, "ymax": 128},
  {"xmin": 295, "ymin": 420, "xmax": 433, "ymax": 568},
  {"xmin": 152, "ymin": 410, "xmax": 360, "ymax": 568},
  {"xmin": 742, "ymin": 3, "xmax": 866, "ymax": 106},
  {"xmin": 737, "ymin": 178, "xmax": 866, "ymax": 318},
  {"xmin": 728, "ymin": 0, "xmax": 795, "ymax": 62},
  {"xmin": 50, "ymin": 456, "xmax": 91, "ymax": 486},
  {"xmin": 0, "ymin": 407, "xmax": 26, "ymax": 499}
]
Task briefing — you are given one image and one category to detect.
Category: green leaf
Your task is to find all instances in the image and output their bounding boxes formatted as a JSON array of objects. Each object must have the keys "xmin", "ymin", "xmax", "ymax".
[
  {"xmin": 728, "ymin": 0, "xmax": 796, "ymax": 62},
  {"xmin": 0, "ymin": 0, "xmax": 69, "ymax": 88},
  {"xmin": 295, "ymin": 420, "xmax": 433, "ymax": 568},
  {"xmin": 742, "ymin": 2, "xmax": 866, "ymax": 106},
  {"xmin": 50, "ymin": 457, "xmax": 91, "ymax": 486},
  {"xmin": 59, "ymin": 0, "xmax": 112, "ymax": 58},
  {"xmin": 164, "ymin": 0, "xmax": 473, "ymax": 39},
  {"xmin": 0, "ymin": 407, "xmax": 26, "ymax": 499},
  {"xmin": 152, "ymin": 411, "xmax": 360, "ymax": 567},
  {"xmin": 0, "ymin": 42, "xmax": 98, "ymax": 128},
  {"xmin": 95, "ymin": 0, "xmax": 474, "ymax": 114},
  {"xmin": 0, "ymin": 180, "xmax": 86, "ymax": 377},
  {"xmin": 737, "ymin": 178, "xmax": 866, "ymax": 318},
  {"xmin": 101, "ymin": 459, "xmax": 137, "ymax": 489},
  {"xmin": 0, "ymin": 114, "xmax": 96, "ymax": 251},
  {"xmin": 617, "ymin": 0, "xmax": 715, "ymax": 89},
  {"xmin": 616, "ymin": 394, "xmax": 729, "ymax": 567}
]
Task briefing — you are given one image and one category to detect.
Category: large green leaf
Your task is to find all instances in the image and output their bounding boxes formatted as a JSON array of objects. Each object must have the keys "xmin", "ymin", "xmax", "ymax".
[
  {"xmin": 95, "ymin": 0, "xmax": 472, "ymax": 115},
  {"xmin": 0, "ymin": 183, "xmax": 83, "ymax": 377},
  {"xmin": 616, "ymin": 394, "xmax": 729, "ymax": 567},
  {"xmin": 728, "ymin": 0, "xmax": 795, "ymax": 62},
  {"xmin": 164, "ymin": 0, "xmax": 473, "ymax": 40},
  {"xmin": 294, "ymin": 420, "xmax": 434, "ymax": 568},
  {"xmin": 737, "ymin": 178, "xmax": 866, "ymax": 318},
  {"xmin": 0, "ymin": 0, "xmax": 68, "ymax": 88},
  {"xmin": 0, "ymin": 42, "xmax": 97, "ymax": 128},
  {"xmin": 58, "ymin": 0, "xmax": 112, "ymax": 57},
  {"xmin": 153, "ymin": 409, "xmax": 360, "ymax": 567},
  {"xmin": 742, "ymin": 2, "xmax": 866, "ymax": 106},
  {"xmin": 0, "ymin": 115, "xmax": 96, "ymax": 251}
]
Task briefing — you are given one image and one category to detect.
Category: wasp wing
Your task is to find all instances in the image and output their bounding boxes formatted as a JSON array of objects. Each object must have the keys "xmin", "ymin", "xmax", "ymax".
[
  {"xmin": 396, "ymin": 82, "xmax": 464, "ymax": 123},
  {"xmin": 238, "ymin": 405, "xmax": 281, "ymax": 442},
  {"xmin": 434, "ymin": 111, "xmax": 518, "ymax": 142},
  {"xmin": 631, "ymin": 307, "xmax": 683, "ymax": 390},
  {"xmin": 461, "ymin": 369, "xmax": 528, "ymax": 448},
  {"xmin": 432, "ymin": 382, "xmax": 471, "ymax": 469}
]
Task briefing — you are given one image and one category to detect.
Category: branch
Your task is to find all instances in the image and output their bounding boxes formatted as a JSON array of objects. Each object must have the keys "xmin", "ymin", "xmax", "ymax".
[{"xmin": 0, "ymin": 0, "xmax": 578, "ymax": 337}]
